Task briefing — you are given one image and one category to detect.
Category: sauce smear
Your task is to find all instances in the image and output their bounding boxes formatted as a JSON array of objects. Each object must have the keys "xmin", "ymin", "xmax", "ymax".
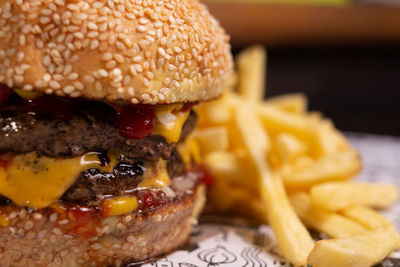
[
  {"xmin": 114, "ymin": 105, "xmax": 155, "ymax": 140},
  {"xmin": 0, "ymin": 85, "xmax": 14, "ymax": 105}
]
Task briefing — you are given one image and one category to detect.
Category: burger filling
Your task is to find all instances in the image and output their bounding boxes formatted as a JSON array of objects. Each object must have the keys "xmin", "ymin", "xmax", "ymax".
[{"xmin": 0, "ymin": 85, "xmax": 205, "ymax": 221}]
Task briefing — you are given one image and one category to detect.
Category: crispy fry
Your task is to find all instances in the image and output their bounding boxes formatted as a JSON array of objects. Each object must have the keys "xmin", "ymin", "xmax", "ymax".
[
  {"xmin": 235, "ymin": 105, "xmax": 313, "ymax": 266},
  {"xmin": 307, "ymin": 227, "xmax": 400, "ymax": 267},
  {"xmin": 208, "ymin": 178, "xmax": 268, "ymax": 223},
  {"xmin": 257, "ymin": 104, "xmax": 323, "ymax": 156},
  {"xmin": 193, "ymin": 127, "xmax": 229, "ymax": 155},
  {"xmin": 260, "ymin": 173, "xmax": 314, "ymax": 266},
  {"xmin": 341, "ymin": 205, "xmax": 393, "ymax": 230},
  {"xmin": 311, "ymin": 182, "xmax": 399, "ymax": 211},
  {"xmin": 317, "ymin": 119, "xmax": 351, "ymax": 154},
  {"xmin": 266, "ymin": 93, "xmax": 307, "ymax": 114},
  {"xmin": 237, "ymin": 45, "xmax": 266, "ymax": 102},
  {"xmin": 204, "ymin": 151, "xmax": 258, "ymax": 190},
  {"xmin": 289, "ymin": 191, "xmax": 366, "ymax": 238},
  {"xmin": 194, "ymin": 46, "xmax": 400, "ymax": 267},
  {"xmin": 195, "ymin": 95, "xmax": 233, "ymax": 126},
  {"xmin": 283, "ymin": 150, "xmax": 361, "ymax": 188},
  {"xmin": 272, "ymin": 133, "xmax": 307, "ymax": 164}
]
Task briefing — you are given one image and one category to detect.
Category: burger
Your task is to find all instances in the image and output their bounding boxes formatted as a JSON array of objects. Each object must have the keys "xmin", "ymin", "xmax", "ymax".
[{"xmin": 0, "ymin": 0, "xmax": 232, "ymax": 266}]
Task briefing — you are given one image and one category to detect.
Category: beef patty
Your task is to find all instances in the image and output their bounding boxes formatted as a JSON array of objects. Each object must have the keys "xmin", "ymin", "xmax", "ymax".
[
  {"xmin": 0, "ymin": 100, "xmax": 197, "ymax": 161},
  {"xmin": 63, "ymin": 148, "xmax": 187, "ymax": 205}
]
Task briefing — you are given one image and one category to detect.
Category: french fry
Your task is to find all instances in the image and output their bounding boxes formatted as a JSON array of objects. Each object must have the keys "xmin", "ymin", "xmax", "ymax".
[
  {"xmin": 283, "ymin": 150, "xmax": 361, "ymax": 188},
  {"xmin": 311, "ymin": 182, "xmax": 399, "ymax": 211},
  {"xmin": 272, "ymin": 133, "xmax": 307, "ymax": 164},
  {"xmin": 257, "ymin": 104, "xmax": 323, "ymax": 156},
  {"xmin": 196, "ymin": 96, "xmax": 232, "ymax": 126},
  {"xmin": 193, "ymin": 127, "xmax": 229, "ymax": 155},
  {"xmin": 235, "ymin": 105, "xmax": 313, "ymax": 266},
  {"xmin": 266, "ymin": 93, "xmax": 307, "ymax": 114},
  {"xmin": 341, "ymin": 205, "xmax": 393, "ymax": 230},
  {"xmin": 208, "ymin": 179, "xmax": 268, "ymax": 223},
  {"xmin": 204, "ymin": 151, "xmax": 258, "ymax": 190},
  {"xmin": 307, "ymin": 227, "xmax": 400, "ymax": 267},
  {"xmin": 289, "ymin": 191, "xmax": 366, "ymax": 238},
  {"xmin": 317, "ymin": 119, "xmax": 350, "ymax": 154},
  {"xmin": 236, "ymin": 45, "xmax": 266, "ymax": 102},
  {"xmin": 260, "ymin": 173, "xmax": 314, "ymax": 266}
]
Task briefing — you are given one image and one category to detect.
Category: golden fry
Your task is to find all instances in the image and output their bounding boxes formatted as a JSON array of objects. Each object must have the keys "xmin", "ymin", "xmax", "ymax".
[
  {"xmin": 266, "ymin": 93, "xmax": 307, "ymax": 114},
  {"xmin": 271, "ymin": 133, "xmax": 307, "ymax": 164},
  {"xmin": 308, "ymin": 227, "xmax": 400, "ymax": 267},
  {"xmin": 237, "ymin": 45, "xmax": 266, "ymax": 102},
  {"xmin": 193, "ymin": 127, "xmax": 229, "ymax": 155},
  {"xmin": 289, "ymin": 191, "xmax": 366, "ymax": 238},
  {"xmin": 341, "ymin": 205, "xmax": 393, "ymax": 230},
  {"xmin": 311, "ymin": 182, "xmax": 399, "ymax": 211},
  {"xmin": 235, "ymin": 105, "xmax": 313, "ymax": 266},
  {"xmin": 283, "ymin": 150, "xmax": 361, "ymax": 188}
]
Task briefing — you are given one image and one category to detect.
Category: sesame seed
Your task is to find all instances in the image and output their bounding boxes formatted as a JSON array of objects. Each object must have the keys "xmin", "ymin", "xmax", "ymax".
[
  {"xmin": 133, "ymin": 56, "xmax": 143, "ymax": 63},
  {"xmin": 127, "ymin": 235, "xmax": 135, "ymax": 243},
  {"xmin": 49, "ymin": 80, "xmax": 61, "ymax": 89},
  {"xmin": 91, "ymin": 244, "xmax": 102, "ymax": 250},
  {"xmin": 73, "ymin": 81, "xmax": 84, "ymax": 90},
  {"xmin": 53, "ymin": 227, "xmax": 63, "ymax": 235},
  {"xmin": 136, "ymin": 25, "xmax": 147, "ymax": 32},
  {"xmin": 63, "ymin": 85, "xmax": 75, "ymax": 94},
  {"xmin": 33, "ymin": 213, "xmax": 43, "ymax": 220},
  {"xmin": 49, "ymin": 213, "xmax": 58, "ymax": 223},
  {"xmin": 105, "ymin": 60, "xmax": 117, "ymax": 69}
]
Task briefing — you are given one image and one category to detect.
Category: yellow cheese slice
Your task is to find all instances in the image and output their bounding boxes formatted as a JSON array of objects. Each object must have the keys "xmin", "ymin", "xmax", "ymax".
[
  {"xmin": 153, "ymin": 104, "xmax": 190, "ymax": 143},
  {"xmin": 0, "ymin": 152, "xmax": 117, "ymax": 209},
  {"xmin": 138, "ymin": 159, "xmax": 171, "ymax": 188},
  {"xmin": 0, "ymin": 151, "xmax": 172, "ymax": 209}
]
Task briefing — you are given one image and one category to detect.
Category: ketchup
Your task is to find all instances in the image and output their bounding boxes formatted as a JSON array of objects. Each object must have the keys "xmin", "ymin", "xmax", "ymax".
[
  {"xmin": 114, "ymin": 104, "xmax": 155, "ymax": 140},
  {"xmin": 24, "ymin": 95, "xmax": 76, "ymax": 120},
  {"xmin": 54, "ymin": 204, "xmax": 101, "ymax": 239},
  {"xmin": 193, "ymin": 165, "xmax": 214, "ymax": 187},
  {"xmin": 0, "ymin": 155, "xmax": 13, "ymax": 171},
  {"xmin": 0, "ymin": 84, "xmax": 14, "ymax": 105},
  {"xmin": 181, "ymin": 102, "xmax": 195, "ymax": 112},
  {"xmin": 136, "ymin": 189, "xmax": 167, "ymax": 215}
]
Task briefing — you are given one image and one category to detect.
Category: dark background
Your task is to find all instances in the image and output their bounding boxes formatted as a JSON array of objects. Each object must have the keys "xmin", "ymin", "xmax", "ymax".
[
  {"xmin": 260, "ymin": 45, "xmax": 400, "ymax": 136},
  {"xmin": 206, "ymin": 2, "xmax": 400, "ymax": 136}
]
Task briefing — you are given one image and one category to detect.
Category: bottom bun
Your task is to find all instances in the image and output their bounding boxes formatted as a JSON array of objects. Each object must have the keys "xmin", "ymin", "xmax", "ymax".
[{"xmin": 0, "ymin": 185, "xmax": 205, "ymax": 267}]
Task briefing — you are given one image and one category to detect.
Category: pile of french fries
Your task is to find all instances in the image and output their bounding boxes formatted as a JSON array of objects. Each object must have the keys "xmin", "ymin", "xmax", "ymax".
[{"xmin": 191, "ymin": 46, "xmax": 400, "ymax": 266}]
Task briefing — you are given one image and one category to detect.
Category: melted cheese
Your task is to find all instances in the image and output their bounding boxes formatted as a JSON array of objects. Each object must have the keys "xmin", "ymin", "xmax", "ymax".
[
  {"xmin": 0, "ymin": 152, "xmax": 117, "ymax": 209},
  {"xmin": 178, "ymin": 136, "xmax": 201, "ymax": 165},
  {"xmin": 0, "ymin": 151, "xmax": 172, "ymax": 209},
  {"xmin": 138, "ymin": 159, "xmax": 170, "ymax": 188},
  {"xmin": 101, "ymin": 196, "xmax": 138, "ymax": 217},
  {"xmin": 153, "ymin": 104, "xmax": 190, "ymax": 143}
]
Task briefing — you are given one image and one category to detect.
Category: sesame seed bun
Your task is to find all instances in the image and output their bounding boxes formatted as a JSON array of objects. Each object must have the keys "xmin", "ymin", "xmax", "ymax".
[
  {"xmin": 0, "ymin": 185, "xmax": 205, "ymax": 267},
  {"xmin": 0, "ymin": 0, "xmax": 233, "ymax": 104}
]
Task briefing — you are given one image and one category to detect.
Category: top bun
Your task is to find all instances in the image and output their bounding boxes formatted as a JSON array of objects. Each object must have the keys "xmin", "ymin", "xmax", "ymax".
[{"xmin": 0, "ymin": 0, "xmax": 233, "ymax": 104}]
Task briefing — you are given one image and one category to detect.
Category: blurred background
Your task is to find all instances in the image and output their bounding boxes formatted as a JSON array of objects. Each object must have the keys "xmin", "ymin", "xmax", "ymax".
[{"xmin": 203, "ymin": 0, "xmax": 400, "ymax": 135}]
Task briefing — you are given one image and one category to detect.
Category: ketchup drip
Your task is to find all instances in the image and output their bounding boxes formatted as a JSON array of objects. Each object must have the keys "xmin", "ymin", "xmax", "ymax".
[
  {"xmin": 24, "ymin": 95, "xmax": 76, "ymax": 120},
  {"xmin": 181, "ymin": 102, "xmax": 196, "ymax": 112},
  {"xmin": 114, "ymin": 104, "xmax": 156, "ymax": 140},
  {"xmin": 1, "ymin": 84, "xmax": 159, "ymax": 140},
  {"xmin": 0, "ymin": 84, "xmax": 14, "ymax": 105},
  {"xmin": 0, "ymin": 155, "xmax": 13, "ymax": 171},
  {"xmin": 54, "ymin": 204, "xmax": 101, "ymax": 239},
  {"xmin": 193, "ymin": 165, "xmax": 214, "ymax": 187},
  {"xmin": 136, "ymin": 189, "xmax": 167, "ymax": 215}
]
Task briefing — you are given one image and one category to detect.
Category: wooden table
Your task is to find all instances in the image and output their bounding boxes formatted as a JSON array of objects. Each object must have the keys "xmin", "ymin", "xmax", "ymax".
[{"xmin": 205, "ymin": 2, "xmax": 400, "ymax": 46}]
